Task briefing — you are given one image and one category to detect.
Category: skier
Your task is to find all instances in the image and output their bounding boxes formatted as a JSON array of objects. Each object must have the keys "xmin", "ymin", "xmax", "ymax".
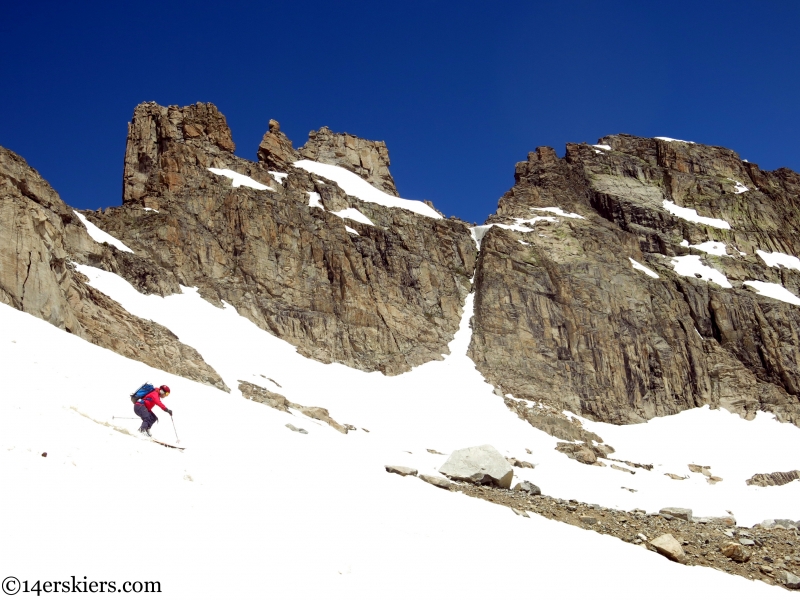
[{"xmin": 134, "ymin": 385, "xmax": 173, "ymax": 437}]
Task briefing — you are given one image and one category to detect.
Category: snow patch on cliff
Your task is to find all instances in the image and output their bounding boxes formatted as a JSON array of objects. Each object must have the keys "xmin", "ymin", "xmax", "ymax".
[
  {"xmin": 663, "ymin": 200, "xmax": 731, "ymax": 229},
  {"xmin": 208, "ymin": 168, "xmax": 273, "ymax": 191},
  {"xmin": 671, "ymin": 255, "xmax": 732, "ymax": 288},
  {"xmin": 629, "ymin": 258, "xmax": 659, "ymax": 279},
  {"xmin": 743, "ymin": 281, "xmax": 800, "ymax": 306},
  {"xmin": 294, "ymin": 160, "xmax": 441, "ymax": 220},
  {"xmin": 332, "ymin": 208, "xmax": 374, "ymax": 226},
  {"xmin": 73, "ymin": 211, "xmax": 133, "ymax": 253},
  {"xmin": 757, "ymin": 250, "xmax": 800, "ymax": 271}
]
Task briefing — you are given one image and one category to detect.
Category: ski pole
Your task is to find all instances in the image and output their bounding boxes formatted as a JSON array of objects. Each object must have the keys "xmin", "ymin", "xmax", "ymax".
[
  {"xmin": 112, "ymin": 416, "xmax": 139, "ymax": 420},
  {"xmin": 170, "ymin": 415, "xmax": 180, "ymax": 444}
]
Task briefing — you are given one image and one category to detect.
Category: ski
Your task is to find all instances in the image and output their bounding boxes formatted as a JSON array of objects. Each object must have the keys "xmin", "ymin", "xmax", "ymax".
[
  {"xmin": 150, "ymin": 439, "xmax": 185, "ymax": 450},
  {"xmin": 152, "ymin": 439, "xmax": 185, "ymax": 449}
]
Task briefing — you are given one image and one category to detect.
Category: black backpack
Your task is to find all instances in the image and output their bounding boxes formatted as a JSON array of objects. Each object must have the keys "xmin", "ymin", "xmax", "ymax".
[{"xmin": 130, "ymin": 382, "xmax": 156, "ymax": 404}]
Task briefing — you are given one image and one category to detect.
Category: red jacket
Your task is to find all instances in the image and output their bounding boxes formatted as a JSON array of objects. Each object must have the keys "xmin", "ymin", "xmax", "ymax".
[{"xmin": 141, "ymin": 388, "xmax": 169, "ymax": 412}]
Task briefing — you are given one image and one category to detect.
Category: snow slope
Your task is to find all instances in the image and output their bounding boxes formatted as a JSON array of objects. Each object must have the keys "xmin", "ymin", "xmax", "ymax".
[{"xmin": 2, "ymin": 263, "xmax": 799, "ymax": 598}]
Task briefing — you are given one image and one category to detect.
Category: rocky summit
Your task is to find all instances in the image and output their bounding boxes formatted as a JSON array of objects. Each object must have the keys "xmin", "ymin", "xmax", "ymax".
[{"xmin": 1, "ymin": 103, "xmax": 800, "ymax": 435}]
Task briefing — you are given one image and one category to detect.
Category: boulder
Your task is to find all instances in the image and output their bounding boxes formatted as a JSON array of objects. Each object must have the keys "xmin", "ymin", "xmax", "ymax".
[
  {"xmin": 739, "ymin": 538, "xmax": 756, "ymax": 547},
  {"xmin": 439, "ymin": 445, "xmax": 514, "ymax": 488},
  {"xmin": 759, "ymin": 519, "xmax": 798, "ymax": 530},
  {"xmin": 507, "ymin": 457, "xmax": 535, "ymax": 469},
  {"xmin": 720, "ymin": 542, "xmax": 750, "ymax": 563},
  {"xmin": 649, "ymin": 533, "xmax": 686, "ymax": 563},
  {"xmin": 513, "ymin": 481, "xmax": 542, "ymax": 496},
  {"xmin": 555, "ymin": 442, "xmax": 598, "ymax": 465},
  {"xmin": 659, "ymin": 507, "xmax": 693, "ymax": 522},
  {"xmin": 688, "ymin": 464, "xmax": 709, "ymax": 474},
  {"xmin": 418, "ymin": 474, "xmax": 453, "ymax": 490},
  {"xmin": 385, "ymin": 465, "xmax": 418, "ymax": 477},
  {"xmin": 778, "ymin": 570, "xmax": 800, "ymax": 589}
]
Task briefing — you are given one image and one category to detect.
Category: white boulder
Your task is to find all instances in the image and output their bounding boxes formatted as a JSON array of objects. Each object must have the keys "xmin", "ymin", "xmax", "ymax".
[{"xmin": 438, "ymin": 444, "xmax": 514, "ymax": 488}]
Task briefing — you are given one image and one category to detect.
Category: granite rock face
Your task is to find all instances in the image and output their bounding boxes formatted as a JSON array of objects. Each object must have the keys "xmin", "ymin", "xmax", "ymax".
[
  {"xmin": 470, "ymin": 136, "xmax": 800, "ymax": 426},
  {"xmin": 298, "ymin": 126, "xmax": 399, "ymax": 196},
  {"xmin": 746, "ymin": 470, "xmax": 800, "ymax": 487},
  {"xmin": 257, "ymin": 119, "xmax": 300, "ymax": 172},
  {"xmin": 0, "ymin": 146, "xmax": 227, "ymax": 390},
  {"xmin": 90, "ymin": 102, "xmax": 474, "ymax": 375},
  {"xmin": 6, "ymin": 102, "xmax": 800, "ymax": 435}
]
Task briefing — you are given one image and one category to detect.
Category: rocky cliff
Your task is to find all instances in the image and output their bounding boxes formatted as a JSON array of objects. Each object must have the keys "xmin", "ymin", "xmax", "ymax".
[
  {"xmin": 88, "ymin": 102, "xmax": 474, "ymax": 375},
  {"xmin": 0, "ymin": 146, "xmax": 227, "ymax": 390},
  {"xmin": 469, "ymin": 136, "xmax": 800, "ymax": 427},
  {"xmin": 297, "ymin": 126, "xmax": 398, "ymax": 196},
  {"xmin": 5, "ymin": 103, "xmax": 800, "ymax": 432}
]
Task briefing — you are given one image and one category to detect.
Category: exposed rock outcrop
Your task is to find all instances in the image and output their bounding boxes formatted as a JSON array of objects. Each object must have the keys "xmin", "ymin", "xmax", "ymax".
[
  {"xmin": 238, "ymin": 380, "xmax": 348, "ymax": 433},
  {"xmin": 470, "ymin": 136, "xmax": 800, "ymax": 426},
  {"xmin": 0, "ymin": 146, "xmax": 227, "ymax": 390},
  {"xmin": 746, "ymin": 470, "xmax": 800, "ymax": 487},
  {"xmin": 8, "ymin": 102, "xmax": 800, "ymax": 437},
  {"xmin": 90, "ymin": 101, "xmax": 474, "ymax": 375},
  {"xmin": 298, "ymin": 126, "xmax": 398, "ymax": 196},
  {"xmin": 257, "ymin": 119, "xmax": 300, "ymax": 172}
]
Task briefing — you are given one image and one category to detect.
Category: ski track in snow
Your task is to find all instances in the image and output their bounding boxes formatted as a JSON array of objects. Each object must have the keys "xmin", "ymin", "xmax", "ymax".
[{"xmin": 1, "ymin": 261, "xmax": 798, "ymax": 598}]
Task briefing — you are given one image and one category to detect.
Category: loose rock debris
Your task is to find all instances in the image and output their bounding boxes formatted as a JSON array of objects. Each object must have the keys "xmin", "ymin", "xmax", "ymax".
[{"xmin": 406, "ymin": 472, "xmax": 800, "ymax": 591}]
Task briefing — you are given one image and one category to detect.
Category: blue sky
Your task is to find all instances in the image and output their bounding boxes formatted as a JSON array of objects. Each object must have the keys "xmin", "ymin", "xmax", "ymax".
[{"xmin": 2, "ymin": 1, "xmax": 799, "ymax": 224}]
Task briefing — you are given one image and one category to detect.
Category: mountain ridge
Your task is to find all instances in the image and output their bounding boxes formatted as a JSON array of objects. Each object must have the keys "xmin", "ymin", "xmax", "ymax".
[{"xmin": 2, "ymin": 100, "xmax": 799, "ymax": 433}]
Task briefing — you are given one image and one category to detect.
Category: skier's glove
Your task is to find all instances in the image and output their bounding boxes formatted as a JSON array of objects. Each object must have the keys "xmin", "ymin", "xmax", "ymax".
[{"xmin": 167, "ymin": 409, "xmax": 173, "ymax": 416}]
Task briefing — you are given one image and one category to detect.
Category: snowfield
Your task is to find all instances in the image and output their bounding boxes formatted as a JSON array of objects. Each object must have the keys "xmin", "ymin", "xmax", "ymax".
[{"xmin": 1, "ymin": 261, "xmax": 798, "ymax": 598}]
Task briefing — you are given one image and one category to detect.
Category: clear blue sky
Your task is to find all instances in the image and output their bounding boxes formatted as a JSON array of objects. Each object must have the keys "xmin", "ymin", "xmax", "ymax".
[{"xmin": 2, "ymin": 1, "xmax": 799, "ymax": 224}]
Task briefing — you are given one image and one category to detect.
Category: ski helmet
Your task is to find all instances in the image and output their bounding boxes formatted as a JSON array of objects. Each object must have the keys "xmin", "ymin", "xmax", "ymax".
[{"xmin": 160, "ymin": 385, "xmax": 171, "ymax": 394}]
